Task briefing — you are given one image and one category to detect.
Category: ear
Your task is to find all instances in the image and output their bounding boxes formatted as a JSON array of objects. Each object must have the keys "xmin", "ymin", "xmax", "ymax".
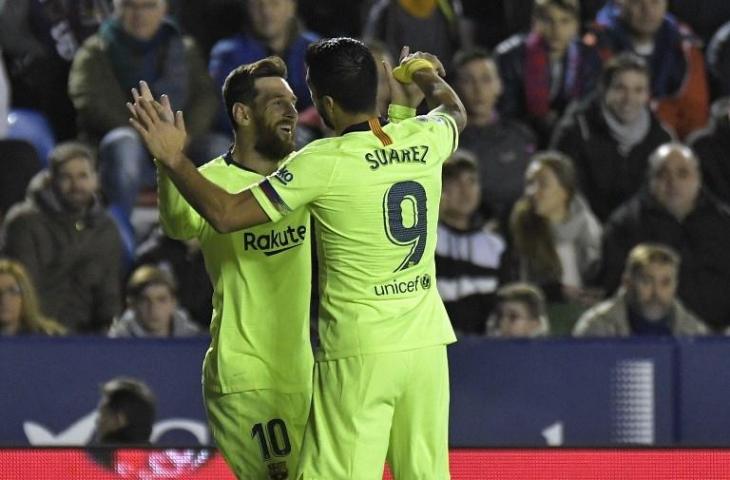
[
  {"xmin": 322, "ymin": 95, "xmax": 336, "ymax": 116},
  {"xmin": 232, "ymin": 103, "xmax": 251, "ymax": 128}
]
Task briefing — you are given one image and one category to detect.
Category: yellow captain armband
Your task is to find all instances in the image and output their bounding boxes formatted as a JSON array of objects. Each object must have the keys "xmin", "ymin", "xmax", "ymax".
[{"xmin": 392, "ymin": 58, "xmax": 436, "ymax": 84}]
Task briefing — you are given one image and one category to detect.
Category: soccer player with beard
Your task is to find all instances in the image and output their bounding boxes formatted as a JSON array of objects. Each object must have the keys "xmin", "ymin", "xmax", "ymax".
[
  {"xmin": 131, "ymin": 38, "xmax": 466, "ymax": 478},
  {"xmin": 138, "ymin": 57, "xmax": 313, "ymax": 479}
]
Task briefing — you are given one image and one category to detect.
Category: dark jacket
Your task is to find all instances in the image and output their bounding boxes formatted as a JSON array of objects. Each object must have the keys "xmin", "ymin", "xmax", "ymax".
[
  {"xmin": 551, "ymin": 96, "xmax": 673, "ymax": 221},
  {"xmin": 1, "ymin": 171, "xmax": 123, "ymax": 332},
  {"xmin": 600, "ymin": 190, "xmax": 730, "ymax": 330},
  {"xmin": 68, "ymin": 19, "xmax": 217, "ymax": 145},
  {"xmin": 495, "ymin": 32, "xmax": 602, "ymax": 143},
  {"xmin": 688, "ymin": 115, "xmax": 730, "ymax": 206}
]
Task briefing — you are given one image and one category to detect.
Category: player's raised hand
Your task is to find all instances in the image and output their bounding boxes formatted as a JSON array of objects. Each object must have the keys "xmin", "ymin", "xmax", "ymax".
[
  {"xmin": 128, "ymin": 80, "xmax": 175, "ymax": 124},
  {"xmin": 382, "ymin": 54, "xmax": 424, "ymax": 109},
  {"xmin": 129, "ymin": 96, "xmax": 187, "ymax": 169},
  {"xmin": 393, "ymin": 46, "xmax": 446, "ymax": 83}
]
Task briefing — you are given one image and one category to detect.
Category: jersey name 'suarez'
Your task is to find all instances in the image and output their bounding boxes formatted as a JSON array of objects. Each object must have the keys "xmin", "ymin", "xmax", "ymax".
[{"xmin": 365, "ymin": 145, "xmax": 430, "ymax": 171}]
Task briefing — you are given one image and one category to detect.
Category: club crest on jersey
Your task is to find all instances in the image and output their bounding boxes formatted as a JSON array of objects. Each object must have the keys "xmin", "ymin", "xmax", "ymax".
[
  {"xmin": 243, "ymin": 225, "xmax": 306, "ymax": 256},
  {"xmin": 267, "ymin": 461, "xmax": 288, "ymax": 480}
]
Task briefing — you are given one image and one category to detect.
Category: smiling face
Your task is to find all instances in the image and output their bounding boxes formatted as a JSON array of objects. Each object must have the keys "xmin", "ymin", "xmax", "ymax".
[
  {"xmin": 249, "ymin": 76, "xmax": 298, "ymax": 160},
  {"xmin": 604, "ymin": 69, "xmax": 650, "ymax": 124}
]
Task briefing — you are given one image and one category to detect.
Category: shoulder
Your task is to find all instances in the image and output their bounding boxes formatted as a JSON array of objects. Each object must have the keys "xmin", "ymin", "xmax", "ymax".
[
  {"xmin": 574, "ymin": 297, "xmax": 623, "ymax": 335},
  {"xmin": 3, "ymin": 201, "xmax": 42, "ymax": 228}
]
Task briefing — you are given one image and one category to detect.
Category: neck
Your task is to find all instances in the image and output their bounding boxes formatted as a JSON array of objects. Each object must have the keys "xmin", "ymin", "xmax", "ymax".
[
  {"xmin": 333, "ymin": 110, "xmax": 380, "ymax": 136},
  {"xmin": 631, "ymin": 32, "xmax": 655, "ymax": 47},
  {"xmin": 232, "ymin": 136, "xmax": 280, "ymax": 176},
  {"xmin": 468, "ymin": 109, "xmax": 497, "ymax": 127}
]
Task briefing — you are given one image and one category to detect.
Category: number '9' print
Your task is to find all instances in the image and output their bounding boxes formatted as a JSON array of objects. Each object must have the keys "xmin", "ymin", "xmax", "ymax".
[{"xmin": 383, "ymin": 181, "xmax": 428, "ymax": 272}]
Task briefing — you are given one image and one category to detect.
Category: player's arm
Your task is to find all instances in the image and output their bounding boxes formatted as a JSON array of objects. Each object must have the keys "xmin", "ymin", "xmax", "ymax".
[
  {"xmin": 156, "ymin": 165, "xmax": 205, "ymax": 240},
  {"xmin": 129, "ymin": 96, "xmax": 269, "ymax": 234},
  {"xmin": 393, "ymin": 49, "xmax": 467, "ymax": 132}
]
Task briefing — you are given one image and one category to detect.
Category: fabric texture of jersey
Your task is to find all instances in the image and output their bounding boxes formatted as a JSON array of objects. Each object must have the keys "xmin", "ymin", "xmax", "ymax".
[
  {"xmin": 158, "ymin": 155, "xmax": 314, "ymax": 393},
  {"xmin": 251, "ymin": 112, "xmax": 459, "ymax": 360}
]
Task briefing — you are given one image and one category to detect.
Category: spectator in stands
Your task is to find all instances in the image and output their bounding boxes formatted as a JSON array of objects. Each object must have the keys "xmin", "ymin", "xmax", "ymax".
[
  {"xmin": 209, "ymin": 0, "xmax": 319, "ymax": 132},
  {"xmin": 551, "ymin": 53, "xmax": 673, "ymax": 221},
  {"xmin": 486, "ymin": 282, "xmax": 550, "ymax": 337},
  {"xmin": 585, "ymin": 0, "xmax": 709, "ymax": 139},
  {"xmin": 108, "ymin": 264, "xmax": 202, "ymax": 337},
  {"xmin": 0, "ymin": 0, "xmax": 112, "ymax": 140},
  {"xmin": 363, "ymin": 0, "xmax": 468, "ymax": 74},
  {"xmin": 495, "ymin": 0, "xmax": 601, "ymax": 145},
  {"xmin": 453, "ymin": 48, "xmax": 537, "ymax": 221},
  {"xmin": 1, "ymin": 142, "xmax": 123, "ymax": 333},
  {"xmin": 68, "ymin": 0, "xmax": 221, "ymax": 220},
  {"xmin": 436, "ymin": 150, "xmax": 506, "ymax": 336},
  {"xmin": 600, "ymin": 142, "xmax": 730, "ymax": 331},
  {"xmin": 93, "ymin": 376, "xmax": 156, "ymax": 445},
  {"xmin": 0, "ymin": 258, "xmax": 66, "ymax": 336},
  {"xmin": 574, "ymin": 243, "xmax": 708, "ymax": 336},
  {"xmin": 707, "ymin": 20, "xmax": 730, "ymax": 97},
  {"xmin": 0, "ymin": 54, "xmax": 43, "ymax": 222},
  {"xmin": 134, "ymin": 227, "xmax": 212, "ymax": 328},
  {"xmin": 688, "ymin": 97, "xmax": 730, "ymax": 205},
  {"xmin": 509, "ymin": 151, "xmax": 603, "ymax": 304}
]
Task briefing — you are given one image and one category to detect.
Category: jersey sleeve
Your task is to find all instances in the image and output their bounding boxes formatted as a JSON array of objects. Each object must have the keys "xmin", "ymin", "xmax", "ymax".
[
  {"xmin": 156, "ymin": 164, "xmax": 205, "ymax": 240},
  {"xmin": 418, "ymin": 110, "xmax": 459, "ymax": 163},
  {"xmin": 250, "ymin": 149, "xmax": 335, "ymax": 223}
]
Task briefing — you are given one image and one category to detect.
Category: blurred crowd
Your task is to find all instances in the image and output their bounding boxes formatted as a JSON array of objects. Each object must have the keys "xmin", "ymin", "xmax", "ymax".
[{"xmin": 2, "ymin": 0, "xmax": 730, "ymax": 339}]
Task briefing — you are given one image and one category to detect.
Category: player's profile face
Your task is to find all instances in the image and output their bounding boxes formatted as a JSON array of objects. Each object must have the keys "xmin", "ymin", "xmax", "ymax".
[{"xmin": 251, "ymin": 77, "xmax": 298, "ymax": 160}]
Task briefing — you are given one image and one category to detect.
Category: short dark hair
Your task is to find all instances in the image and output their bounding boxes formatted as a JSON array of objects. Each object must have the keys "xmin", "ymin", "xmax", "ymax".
[
  {"xmin": 305, "ymin": 37, "xmax": 377, "ymax": 114},
  {"xmin": 101, "ymin": 377, "xmax": 156, "ymax": 443},
  {"xmin": 49, "ymin": 141, "xmax": 96, "ymax": 177},
  {"xmin": 442, "ymin": 149, "xmax": 478, "ymax": 181},
  {"xmin": 452, "ymin": 47, "xmax": 494, "ymax": 78},
  {"xmin": 600, "ymin": 52, "xmax": 650, "ymax": 93},
  {"xmin": 222, "ymin": 56, "xmax": 288, "ymax": 127}
]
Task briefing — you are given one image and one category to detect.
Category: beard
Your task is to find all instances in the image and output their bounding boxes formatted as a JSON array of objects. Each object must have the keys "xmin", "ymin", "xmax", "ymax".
[{"xmin": 253, "ymin": 114, "xmax": 296, "ymax": 161}]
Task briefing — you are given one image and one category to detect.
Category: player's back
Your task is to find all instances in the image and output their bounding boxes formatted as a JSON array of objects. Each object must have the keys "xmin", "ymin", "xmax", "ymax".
[{"xmin": 270, "ymin": 112, "xmax": 459, "ymax": 360}]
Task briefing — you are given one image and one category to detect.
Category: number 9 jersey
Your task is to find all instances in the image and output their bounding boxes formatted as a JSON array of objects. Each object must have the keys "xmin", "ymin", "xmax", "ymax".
[{"xmin": 251, "ymin": 111, "xmax": 459, "ymax": 361}]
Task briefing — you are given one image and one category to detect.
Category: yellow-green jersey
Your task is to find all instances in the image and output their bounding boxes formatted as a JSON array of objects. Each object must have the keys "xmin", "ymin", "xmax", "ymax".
[
  {"xmin": 158, "ymin": 154, "xmax": 314, "ymax": 393},
  {"xmin": 251, "ymin": 111, "xmax": 459, "ymax": 360}
]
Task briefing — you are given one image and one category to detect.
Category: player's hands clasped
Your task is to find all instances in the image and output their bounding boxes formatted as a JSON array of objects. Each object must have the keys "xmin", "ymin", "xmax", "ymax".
[{"xmin": 128, "ymin": 81, "xmax": 187, "ymax": 169}]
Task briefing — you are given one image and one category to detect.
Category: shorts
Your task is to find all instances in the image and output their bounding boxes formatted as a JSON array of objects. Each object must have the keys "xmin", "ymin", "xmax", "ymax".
[
  {"xmin": 204, "ymin": 388, "xmax": 311, "ymax": 479},
  {"xmin": 297, "ymin": 344, "xmax": 450, "ymax": 479}
]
